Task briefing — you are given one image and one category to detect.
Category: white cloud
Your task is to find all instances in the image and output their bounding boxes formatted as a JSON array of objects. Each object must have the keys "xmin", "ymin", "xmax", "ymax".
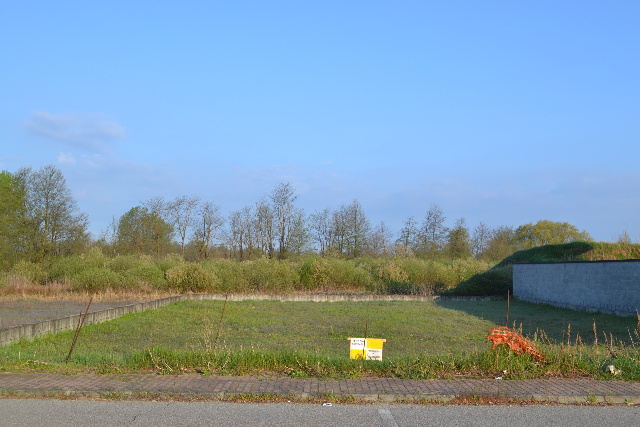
[
  {"xmin": 24, "ymin": 111, "xmax": 125, "ymax": 152},
  {"xmin": 57, "ymin": 152, "xmax": 76, "ymax": 164},
  {"xmin": 80, "ymin": 154, "xmax": 105, "ymax": 169}
]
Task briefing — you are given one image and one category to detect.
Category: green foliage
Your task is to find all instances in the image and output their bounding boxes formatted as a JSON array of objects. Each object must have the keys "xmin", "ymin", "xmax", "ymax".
[
  {"xmin": 9, "ymin": 260, "xmax": 49, "ymax": 285},
  {"xmin": 331, "ymin": 259, "xmax": 372, "ymax": 290},
  {"xmin": 16, "ymin": 165, "xmax": 89, "ymax": 261},
  {"xmin": 299, "ymin": 257, "xmax": 332, "ymax": 290},
  {"xmin": 83, "ymin": 247, "xmax": 109, "ymax": 268},
  {"xmin": 48, "ymin": 249, "xmax": 108, "ymax": 282},
  {"xmin": 203, "ymin": 259, "xmax": 245, "ymax": 293},
  {"xmin": 514, "ymin": 220, "xmax": 591, "ymax": 249},
  {"xmin": 445, "ymin": 266, "xmax": 513, "ymax": 296},
  {"xmin": 0, "ymin": 170, "xmax": 26, "ymax": 270},
  {"xmin": 71, "ymin": 267, "xmax": 122, "ymax": 292},
  {"xmin": 48, "ymin": 257, "xmax": 90, "ymax": 281},
  {"xmin": 299, "ymin": 257, "xmax": 373, "ymax": 291},
  {"xmin": 447, "ymin": 218, "xmax": 472, "ymax": 259},
  {"xmin": 166, "ymin": 263, "xmax": 217, "ymax": 293},
  {"xmin": 1, "ymin": 247, "xmax": 493, "ymax": 295},
  {"xmin": 123, "ymin": 264, "xmax": 167, "ymax": 289},
  {"xmin": 243, "ymin": 258, "xmax": 299, "ymax": 292},
  {"xmin": 494, "ymin": 241, "xmax": 595, "ymax": 268},
  {"xmin": 478, "ymin": 225, "xmax": 516, "ymax": 262},
  {"xmin": 116, "ymin": 205, "xmax": 174, "ymax": 256},
  {"xmin": 156, "ymin": 253, "xmax": 184, "ymax": 274},
  {"xmin": 108, "ymin": 255, "xmax": 144, "ymax": 272}
]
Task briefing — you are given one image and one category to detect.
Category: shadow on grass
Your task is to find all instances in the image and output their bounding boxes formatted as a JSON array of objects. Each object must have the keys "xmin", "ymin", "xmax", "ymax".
[{"xmin": 434, "ymin": 298, "xmax": 638, "ymax": 346}]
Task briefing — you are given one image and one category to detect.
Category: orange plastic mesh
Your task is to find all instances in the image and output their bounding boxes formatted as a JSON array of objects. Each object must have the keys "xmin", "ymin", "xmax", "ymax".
[{"xmin": 486, "ymin": 326, "xmax": 545, "ymax": 362}]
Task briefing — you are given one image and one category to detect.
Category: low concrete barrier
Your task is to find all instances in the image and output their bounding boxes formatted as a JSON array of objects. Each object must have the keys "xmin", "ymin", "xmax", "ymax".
[
  {"xmin": 0, "ymin": 294, "xmax": 499, "ymax": 347},
  {"xmin": 0, "ymin": 295, "xmax": 188, "ymax": 347}
]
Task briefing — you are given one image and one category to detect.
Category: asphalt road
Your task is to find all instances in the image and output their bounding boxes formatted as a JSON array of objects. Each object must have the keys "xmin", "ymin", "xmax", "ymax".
[{"xmin": 1, "ymin": 399, "xmax": 639, "ymax": 427}]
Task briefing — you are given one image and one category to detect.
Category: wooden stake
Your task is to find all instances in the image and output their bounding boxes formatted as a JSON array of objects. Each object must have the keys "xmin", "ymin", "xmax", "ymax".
[
  {"xmin": 213, "ymin": 293, "xmax": 229, "ymax": 349},
  {"xmin": 66, "ymin": 297, "xmax": 93, "ymax": 363},
  {"xmin": 506, "ymin": 290, "xmax": 510, "ymax": 328},
  {"xmin": 363, "ymin": 321, "xmax": 369, "ymax": 358}
]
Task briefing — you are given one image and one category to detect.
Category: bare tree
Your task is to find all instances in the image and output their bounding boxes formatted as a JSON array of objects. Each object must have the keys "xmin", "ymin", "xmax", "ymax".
[
  {"xmin": 471, "ymin": 221, "xmax": 492, "ymax": 259},
  {"xmin": 309, "ymin": 207, "xmax": 332, "ymax": 255},
  {"xmin": 225, "ymin": 210, "xmax": 243, "ymax": 260},
  {"xmin": 417, "ymin": 203, "xmax": 448, "ymax": 258},
  {"xmin": 371, "ymin": 221, "xmax": 394, "ymax": 256},
  {"xmin": 285, "ymin": 207, "xmax": 311, "ymax": 256},
  {"xmin": 254, "ymin": 199, "xmax": 274, "ymax": 257},
  {"xmin": 397, "ymin": 216, "xmax": 418, "ymax": 251},
  {"xmin": 270, "ymin": 182, "xmax": 298, "ymax": 259},
  {"xmin": 241, "ymin": 205, "xmax": 255, "ymax": 259},
  {"xmin": 343, "ymin": 199, "xmax": 370, "ymax": 258},
  {"xmin": 329, "ymin": 204, "xmax": 347, "ymax": 254},
  {"xmin": 192, "ymin": 201, "xmax": 224, "ymax": 260},
  {"xmin": 166, "ymin": 195, "xmax": 200, "ymax": 259}
]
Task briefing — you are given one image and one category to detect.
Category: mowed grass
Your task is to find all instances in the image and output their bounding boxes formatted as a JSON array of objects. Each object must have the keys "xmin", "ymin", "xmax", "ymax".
[{"xmin": 1, "ymin": 299, "xmax": 639, "ymax": 379}]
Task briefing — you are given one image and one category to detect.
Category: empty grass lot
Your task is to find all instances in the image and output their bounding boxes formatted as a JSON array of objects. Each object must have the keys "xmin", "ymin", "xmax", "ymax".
[{"xmin": 1, "ymin": 299, "xmax": 639, "ymax": 379}]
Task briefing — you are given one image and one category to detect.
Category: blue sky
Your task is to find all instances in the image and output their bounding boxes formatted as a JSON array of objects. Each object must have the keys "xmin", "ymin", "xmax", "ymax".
[{"xmin": 2, "ymin": 1, "xmax": 639, "ymax": 242}]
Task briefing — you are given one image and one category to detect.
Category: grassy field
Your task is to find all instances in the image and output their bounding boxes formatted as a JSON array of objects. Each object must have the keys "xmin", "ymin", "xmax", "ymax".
[{"xmin": 1, "ymin": 299, "xmax": 639, "ymax": 380}]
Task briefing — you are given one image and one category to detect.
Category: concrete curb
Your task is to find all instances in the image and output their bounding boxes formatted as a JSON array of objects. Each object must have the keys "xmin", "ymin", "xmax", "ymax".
[
  {"xmin": 1, "ymin": 373, "xmax": 639, "ymax": 405},
  {"xmin": 2, "ymin": 388, "xmax": 640, "ymax": 405}
]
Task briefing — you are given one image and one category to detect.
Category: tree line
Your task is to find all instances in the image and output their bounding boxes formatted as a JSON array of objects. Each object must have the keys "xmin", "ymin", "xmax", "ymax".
[{"xmin": 0, "ymin": 165, "xmax": 595, "ymax": 268}]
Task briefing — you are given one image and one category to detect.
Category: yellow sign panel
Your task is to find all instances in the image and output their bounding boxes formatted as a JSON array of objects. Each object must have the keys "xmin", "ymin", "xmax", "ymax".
[{"xmin": 348, "ymin": 338, "xmax": 386, "ymax": 361}]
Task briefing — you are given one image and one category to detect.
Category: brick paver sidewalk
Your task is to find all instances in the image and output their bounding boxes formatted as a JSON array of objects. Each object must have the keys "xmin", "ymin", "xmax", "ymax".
[{"xmin": 2, "ymin": 373, "xmax": 640, "ymax": 404}]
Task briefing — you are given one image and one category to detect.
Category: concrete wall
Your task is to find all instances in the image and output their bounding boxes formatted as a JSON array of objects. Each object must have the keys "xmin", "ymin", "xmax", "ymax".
[
  {"xmin": 513, "ymin": 260, "xmax": 640, "ymax": 316},
  {"xmin": 0, "ymin": 294, "xmax": 497, "ymax": 347},
  {"xmin": 0, "ymin": 295, "xmax": 188, "ymax": 347}
]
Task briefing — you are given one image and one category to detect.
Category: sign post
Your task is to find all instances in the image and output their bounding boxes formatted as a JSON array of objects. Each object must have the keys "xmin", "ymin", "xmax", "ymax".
[{"xmin": 348, "ymin": 338, "xmax": 386, "ymax": 361}]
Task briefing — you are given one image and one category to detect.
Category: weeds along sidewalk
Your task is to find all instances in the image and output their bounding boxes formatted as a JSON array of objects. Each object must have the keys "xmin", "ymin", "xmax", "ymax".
[{"xmin": 2, "ymin": 373, "xmax": 640, "ymax": 404}]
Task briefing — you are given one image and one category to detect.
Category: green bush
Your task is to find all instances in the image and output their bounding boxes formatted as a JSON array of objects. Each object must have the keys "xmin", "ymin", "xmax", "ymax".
[
  {"xmin": 48, "ymin": 249, "xmax": 109, "ymax": 282},
  {"xmin": 395, "ymin": 258, "xmax": 433, "ymax": 286},
  {"xmin": 9, "ymin": 260, "xmax": 49, "ymax": 285},
  {"xmin": 332, "ymin": 259, "xmax": 372, "ymax": 290},
  {"xmin": 299, "ymin": 257, "xmax": 334, "ymax": 290},
  {"xmin": 123, "ymin": 264, "xmax": 167, "ymax": 289},
  {"xmin": 109, "ymin": 255, "xmax": 143, "ymax": 273},
  {"xmin": 157, "ymin": 253, "xmax": 184, "ymax": 274},
  {"xmin": 243, "ymin": 258, "xmax": 299, "ymax": 292},
  {"xmin": 48, "ymin": 256, "xmax": 89, "ymax": 281},
  {"xmin": 83, "ymin": 247, "xmax": 109, "ymax": 268},
  {"xmin": 444, "ymin": 266, "xmax": 512, "ymax": 296},
  {"xmin": 203, "ymin": 259, "xmax": 245, "ymax": 293},
  {"xmin": 71, "ymin": 267, "xmax": 122, "ymax": 292},
  {"xmin": 383, "ymin": 280, "xmax": 417, "ymax": 295},
  {"xmin": 166, "ymin": 263, "xmax": 217, "ymax": 293}
]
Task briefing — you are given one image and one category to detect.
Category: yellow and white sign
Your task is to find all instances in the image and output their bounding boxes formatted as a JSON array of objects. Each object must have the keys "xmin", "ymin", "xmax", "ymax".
[{"xmin": 348, "ymin": 338, "xmax": 386, "ymax": 361}]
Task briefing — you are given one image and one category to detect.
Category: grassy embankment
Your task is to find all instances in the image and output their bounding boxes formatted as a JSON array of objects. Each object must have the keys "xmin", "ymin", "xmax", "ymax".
[
  {"xmin": 2, "ymin": 299, "xmax": 639, "ymax": 380},
  {"xmin": 447, "ymin": 241, "xmax": 640, "ymax": 296}
]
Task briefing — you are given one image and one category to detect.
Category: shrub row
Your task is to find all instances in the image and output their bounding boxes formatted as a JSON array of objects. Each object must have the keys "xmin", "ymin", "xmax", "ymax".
[{"xmin": 4, "ymin": 249, "xmax": 491, "ymax": 294}]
